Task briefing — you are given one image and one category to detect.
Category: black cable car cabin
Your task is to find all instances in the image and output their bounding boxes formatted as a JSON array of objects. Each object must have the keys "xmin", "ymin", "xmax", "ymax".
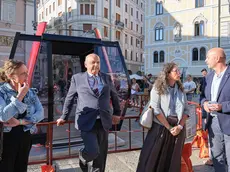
[{"xmin": 8, "ymin": 32, "xmax": 130, "ymax": 161}]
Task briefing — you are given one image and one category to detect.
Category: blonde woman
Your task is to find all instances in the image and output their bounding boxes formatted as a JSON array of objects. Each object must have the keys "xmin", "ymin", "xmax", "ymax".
[{"xmin": 0, "ymin": 60, "xmax": 44, "ymax": 171}]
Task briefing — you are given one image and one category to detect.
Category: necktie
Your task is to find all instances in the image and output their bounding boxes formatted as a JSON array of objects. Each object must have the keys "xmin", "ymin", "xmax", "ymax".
[{"xmin": 93, "ymin": 76, "xmax": 99, "ymax": 96}]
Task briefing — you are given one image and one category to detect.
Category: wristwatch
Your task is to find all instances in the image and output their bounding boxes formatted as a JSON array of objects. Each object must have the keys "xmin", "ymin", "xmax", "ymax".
[{"xmin": 178, "ymin": 124, "xmax": 183, "ymax": 130}]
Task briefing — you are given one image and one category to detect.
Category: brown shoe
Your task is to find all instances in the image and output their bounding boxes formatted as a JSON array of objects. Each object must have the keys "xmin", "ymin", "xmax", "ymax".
[{"xmin": 204, "ymin": 159, "xmax": 213, "ymax": 166}]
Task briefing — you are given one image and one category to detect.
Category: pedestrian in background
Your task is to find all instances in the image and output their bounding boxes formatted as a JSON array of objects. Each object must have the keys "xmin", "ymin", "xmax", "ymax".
[{"xmin": 183, "ymin": 74, "xmax": 196, "ymax": 101}]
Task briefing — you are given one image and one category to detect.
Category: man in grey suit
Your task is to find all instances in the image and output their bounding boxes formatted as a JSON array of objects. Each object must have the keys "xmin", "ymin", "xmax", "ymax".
[{"xmin": 57, "ymin": 53, "xmax": 121, "ymax": 172}]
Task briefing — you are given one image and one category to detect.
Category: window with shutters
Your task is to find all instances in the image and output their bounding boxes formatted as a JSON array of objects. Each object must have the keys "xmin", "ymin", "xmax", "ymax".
[
  {"xmin": 116, "ymin": 0, "xmax": 120, "ymax": 7},
  {"xmin": 83, "ymin": 24, "xmax": 92, "ymax": 31},
  {"xmin": 104, "ymin": 26, "xmax": 108, "ymax": 37},
  {"xmin": 80, "ymin": 4, "xmax": 83, "ymax": 15},
  {"xmin": 116, "ymin": 13, "xmax": 120, "ymax": 22},
  {"xmin": 104, "ymin": 8, "xmax": 108, "ymax": 18},
  {"xmin": 116, "ymin": 31, "xmax": 121, "ymax": 40},
  {"xmin": 85, "ymin": 4, "xmax": 90, "ymax": 15},
  {"xmin": 91, "ymin": 4, "xmax": 95, "ymax": 15},
  {"xmin": 2, "ymin": 1, "xmax": 16, "ymax": 22}
]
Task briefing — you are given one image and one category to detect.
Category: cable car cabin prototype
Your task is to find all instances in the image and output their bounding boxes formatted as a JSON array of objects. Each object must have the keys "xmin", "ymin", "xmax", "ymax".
[{"xmin": 8, "ymin": 32, "xmax": 130, "ymax": 161}]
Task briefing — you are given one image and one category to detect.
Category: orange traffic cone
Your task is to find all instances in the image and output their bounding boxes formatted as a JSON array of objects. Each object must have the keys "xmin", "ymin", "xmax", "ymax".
[
  {"xmin": 181, "ymin": 143, "xmax": 193, "ymax": 172},
  {"xmin": 41, "ymin": 165, "xmax": 55, "ymax": 172}
]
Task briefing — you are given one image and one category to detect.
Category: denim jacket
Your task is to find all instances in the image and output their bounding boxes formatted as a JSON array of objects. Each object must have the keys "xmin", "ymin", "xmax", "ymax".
[{"xmin": 0, "ymin": 83, "xmax": 44, "ymax": 133}]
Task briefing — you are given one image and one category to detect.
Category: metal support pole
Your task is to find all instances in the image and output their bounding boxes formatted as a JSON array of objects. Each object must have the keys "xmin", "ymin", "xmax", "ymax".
[
  {"xmin": 32, "ymin": 0, "xmax": 38, "ymax": 31},
  {"xmin": 65, "ymin": 0, "xmax": 68, "ymax": 35}
]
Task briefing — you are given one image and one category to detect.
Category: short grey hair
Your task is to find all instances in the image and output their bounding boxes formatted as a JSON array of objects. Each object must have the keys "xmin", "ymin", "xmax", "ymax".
[{"xmin": 85, "ymin": 53, "xmax": 100, "ymax": 63}]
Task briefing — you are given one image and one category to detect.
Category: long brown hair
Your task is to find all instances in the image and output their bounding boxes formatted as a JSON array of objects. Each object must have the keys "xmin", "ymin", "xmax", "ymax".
[
  {"xmin": 154, "ymin": 62, "xmax": 184, "ymax": 95},
  {"xmin": 0, "ymin": 60, "xmax": 25, "ymax": 83}
]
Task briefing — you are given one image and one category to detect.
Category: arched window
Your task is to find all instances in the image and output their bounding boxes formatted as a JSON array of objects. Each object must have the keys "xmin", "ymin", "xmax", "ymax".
[
  {"xmin": 155, "ymin": 26, "xmax": 164, "ymax": 41},
  {"xmin": 195, "ymin": 20, "xmax": 204, "ymax": 36},
  {"xmin": 160, "ymin": 51, "xmax": 164, "ymax": 63},
  {"xmin": 192, "ymin": 48, "xmax": 198, "ymax": 61},
  {"xmin": 153, "ymin": 51, "xmax": 158, "ymax": 63},
  {"xmin": 200, "ymin": 47, "xmax": 206, "ymax": 61}
]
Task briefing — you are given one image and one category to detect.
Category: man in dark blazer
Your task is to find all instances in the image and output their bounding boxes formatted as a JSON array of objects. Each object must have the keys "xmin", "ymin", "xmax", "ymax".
[
  {"xmin": 57, "ymin": 53, "xmax": 121, "ymax": 172},
  {"xmin": 201, "ymin": 48, "xmax": 230, "ymax": 172}
]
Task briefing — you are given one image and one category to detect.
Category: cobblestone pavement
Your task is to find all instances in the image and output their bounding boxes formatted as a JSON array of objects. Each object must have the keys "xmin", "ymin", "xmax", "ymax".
[
  {"xmin": 28, "ymin": 149, "xmax": 214, "ymax": 172},
  {"xmin": 28, "ymin": 95, "xmax": 215, "ymax": 172}
]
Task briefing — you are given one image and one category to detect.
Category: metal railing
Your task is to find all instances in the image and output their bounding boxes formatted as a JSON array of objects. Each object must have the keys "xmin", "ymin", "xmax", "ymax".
[{"xmin": 28, "ymin": 98, "xmax": 202, "ymax": 166}]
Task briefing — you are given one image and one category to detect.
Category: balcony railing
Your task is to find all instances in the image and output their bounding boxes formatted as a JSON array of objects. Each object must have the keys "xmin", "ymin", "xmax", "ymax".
[{"xmin": 115, "ymin": 20, "xmax": 124, "ymax": 29}]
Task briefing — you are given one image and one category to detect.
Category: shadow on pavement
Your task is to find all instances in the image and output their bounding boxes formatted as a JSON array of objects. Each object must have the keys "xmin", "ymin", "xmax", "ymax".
[
  {"xmin": 193, "ymin": 165, "xmax": 214, "ymax": 172},
  {"xmin": 56, "ymin": 167, "xmax": 82, "ymax": 172}
]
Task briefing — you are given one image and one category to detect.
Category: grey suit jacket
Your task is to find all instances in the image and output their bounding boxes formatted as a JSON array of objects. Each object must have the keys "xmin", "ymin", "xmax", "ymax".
[{"xmin": 61, "ymin": 72, "xmax": 121, "ymax": 131}]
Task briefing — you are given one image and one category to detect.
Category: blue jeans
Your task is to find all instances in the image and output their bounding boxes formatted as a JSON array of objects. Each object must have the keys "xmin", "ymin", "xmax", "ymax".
[
  {"xmin": 186, "ymin": 93, "xmax": 193, "ymax": 101},
  {"xmin": 209, "ymin": 117, "xmax": 230, "ymax": 172}
]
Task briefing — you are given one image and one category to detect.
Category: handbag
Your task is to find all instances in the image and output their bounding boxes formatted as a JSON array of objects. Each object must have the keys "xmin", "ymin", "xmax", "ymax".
[
  {"xmin": 0, "ymin": 122, "xmax": 3, "ymax": 161},
  {"xmin": 139, "ymin": 101, "xmax": 154, "ymax": 129}
]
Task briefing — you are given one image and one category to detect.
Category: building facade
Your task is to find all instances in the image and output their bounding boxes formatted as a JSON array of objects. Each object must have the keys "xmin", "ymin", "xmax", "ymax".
[
  {"xmin": 144, "ymin": 0, "xmax": 222, "ymax": 77},
  {"xmin": 220, "ymin": 0, "xmax": 230, "ymax": 58},
  {"xmin": 0, "ymin": 0, "xmax": 35, "ymax": 67},
  {"xmin": 37, "ymin": 0, "xmax": 145, "ymax": 73}
]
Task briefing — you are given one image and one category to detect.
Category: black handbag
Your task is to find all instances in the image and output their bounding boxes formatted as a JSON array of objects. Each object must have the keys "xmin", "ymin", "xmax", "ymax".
[{"xmin": 0, "ymin": 122, "xmax": 3, "ymax": 161}]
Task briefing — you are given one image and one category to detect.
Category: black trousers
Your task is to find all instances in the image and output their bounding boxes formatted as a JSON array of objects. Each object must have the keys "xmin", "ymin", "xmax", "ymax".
[
  {"xmin": 80, "ymin": 119, "xmax": 108, "ymax": 172},
  {"xmin": 0, "ymin": 126, "xmax": 32, "ymax": 172}
]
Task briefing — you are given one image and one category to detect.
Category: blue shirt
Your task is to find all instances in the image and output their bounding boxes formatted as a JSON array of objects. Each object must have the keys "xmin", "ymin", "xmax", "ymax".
[
  {"xmin": 210, "ymin": 67, "xmax": 227, "ymax": 117},
  {"xmin": 87, "ymin": 73, "xmax": 104, "ymax": 93}
]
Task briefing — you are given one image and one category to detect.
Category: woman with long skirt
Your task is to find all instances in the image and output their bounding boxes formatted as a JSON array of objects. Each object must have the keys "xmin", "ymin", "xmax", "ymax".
[{"xmin": 136, "ymin": 62, "xmax": 189, "ymax": 172}]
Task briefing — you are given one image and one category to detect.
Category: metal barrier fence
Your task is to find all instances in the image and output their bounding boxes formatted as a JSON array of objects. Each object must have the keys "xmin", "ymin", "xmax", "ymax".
[
  {"xmin": 28, "ymin": 99, "xmax": 202, "ymax": 166},
  {"xmin": 28, "ymin": 115, "xmax": 145, "ymax": 165}
]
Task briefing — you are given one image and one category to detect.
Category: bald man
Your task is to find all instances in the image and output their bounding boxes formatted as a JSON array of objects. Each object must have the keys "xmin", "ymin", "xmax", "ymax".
[
  {"xmin": 57, "ymin": 53, "xmax": 121, "ymax": 172},
  {"xmin": 200, "ymin": 48, "xmax": 230, "ymax": 171}
]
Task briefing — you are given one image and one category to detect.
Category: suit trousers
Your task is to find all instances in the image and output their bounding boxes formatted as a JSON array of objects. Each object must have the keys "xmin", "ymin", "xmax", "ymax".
[
  {"xmin": 0, "ymin": 126, "xmax": 32, "ymax": 172},
  {"xmin": 80, "ymin": 119, "xmax": 109, "ymax": 172},
  {"xmin": 209, "ymin": 117, "xmax": 230, "ymax": 172}
]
